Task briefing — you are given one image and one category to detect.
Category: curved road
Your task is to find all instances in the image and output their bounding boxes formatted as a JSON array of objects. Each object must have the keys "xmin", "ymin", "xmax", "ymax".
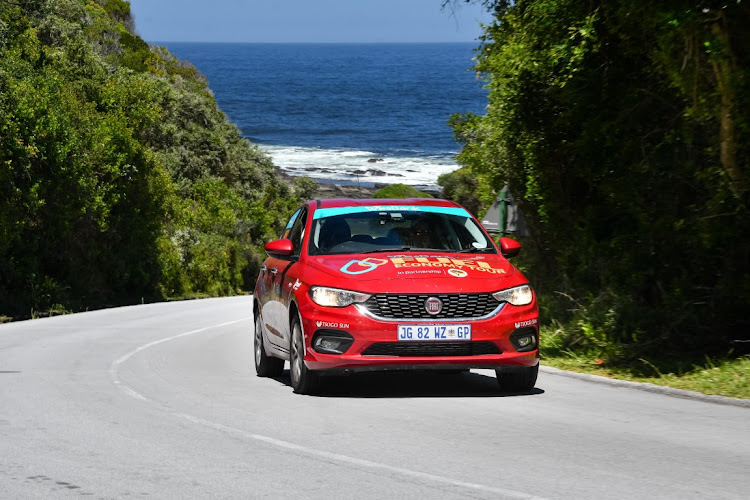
[{"xmin": 0, "ymin": 297, "xmax": 747, "ymax": 499}]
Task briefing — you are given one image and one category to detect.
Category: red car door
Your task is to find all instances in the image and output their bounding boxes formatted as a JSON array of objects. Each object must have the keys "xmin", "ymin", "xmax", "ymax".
[{"xmin": 263, "ymin": 207, "xmax": 308, "ymax": 352}]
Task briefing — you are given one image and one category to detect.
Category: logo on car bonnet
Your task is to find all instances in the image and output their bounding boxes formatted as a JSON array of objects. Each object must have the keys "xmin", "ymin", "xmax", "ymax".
[
  {"xmin": 447, "ymin": 268, "xmax": 468, "ymax": 278},
  {"xmin": 425, "ymin": 297, "xmax": 443, "ymax": 315},
  {"xmin": 340, "ymin": 258, "xmax": 389, "ymax": 275}
]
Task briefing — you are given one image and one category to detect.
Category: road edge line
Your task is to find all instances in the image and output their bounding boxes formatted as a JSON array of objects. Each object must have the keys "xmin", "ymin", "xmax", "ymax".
[
  {"xmin": 540, "ymin": 365, "xmax": 750, "ymax": 408},
  {"xmin": 175, "ymin": 413, "xmax": 546, "ymax": 500},
  {"xmin": 110, "ymin": 316, "xmax": 546, "ymax": 500},
  {"xmin": 109, "ymin": 318, "xmax": 250, "ymax": 400}
]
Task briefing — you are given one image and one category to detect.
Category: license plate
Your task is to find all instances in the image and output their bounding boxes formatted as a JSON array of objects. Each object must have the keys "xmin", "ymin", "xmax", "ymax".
[{"xmin": 397, "ymin": 324, "xmax": 472, "ymax": 341}]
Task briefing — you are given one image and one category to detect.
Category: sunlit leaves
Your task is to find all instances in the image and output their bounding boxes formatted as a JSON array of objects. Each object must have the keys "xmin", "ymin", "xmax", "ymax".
[{"xmin": 0, "ymin": 0, "xmax": 298, "ymax": 316}]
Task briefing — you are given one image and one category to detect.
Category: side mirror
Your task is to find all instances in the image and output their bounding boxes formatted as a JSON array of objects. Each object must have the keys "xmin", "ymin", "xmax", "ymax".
[
  {"xmin": 499, "ymin": 237, "xmax": 521, "ymax": 258},
  {"xmin": 264, "ymin": 238, "xmax": 294, "ymax": 257}
]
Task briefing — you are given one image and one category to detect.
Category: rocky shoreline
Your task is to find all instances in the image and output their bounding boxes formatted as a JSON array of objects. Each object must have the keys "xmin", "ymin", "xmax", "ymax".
[
  {"xmin": 274, "ymin": 167, "xmax": 378, "ymax": 198},
  {"xmin": 275, "ymin": 167, "xmax": 441, "ymax": 200},
  {"xmin": 314, "ymin": 181, "xmax": 379, "ymax": 199}
]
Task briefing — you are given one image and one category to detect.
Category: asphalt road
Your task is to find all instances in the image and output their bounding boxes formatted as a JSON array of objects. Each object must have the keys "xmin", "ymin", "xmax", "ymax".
[{"xmin": 1, "ymin": 297, "xmax": 748, "ymax": 499}]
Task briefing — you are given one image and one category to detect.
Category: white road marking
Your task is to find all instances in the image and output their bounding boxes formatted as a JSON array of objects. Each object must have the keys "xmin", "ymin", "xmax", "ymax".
[
  {"xmin": 175, "ymin": 412, "xmax": 545, "ymax": 499},
  {"xmin": 111, "ymin": 317, "xmax": 545, "ymax": 500},
  {"xmin": 109, "ymin": 318, "xmax": 250, "ymax": 397}
]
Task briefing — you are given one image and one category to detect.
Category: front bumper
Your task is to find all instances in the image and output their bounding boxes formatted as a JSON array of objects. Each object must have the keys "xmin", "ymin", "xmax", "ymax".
[{"xmin": 297, "ymin": 296, "xmax": 539, "ymax": 373}]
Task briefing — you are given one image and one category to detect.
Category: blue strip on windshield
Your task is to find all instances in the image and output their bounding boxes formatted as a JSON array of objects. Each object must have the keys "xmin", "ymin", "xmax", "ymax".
[{"xmin": 313, "ymin": 205, "xmax": 472, "ymax": 220}]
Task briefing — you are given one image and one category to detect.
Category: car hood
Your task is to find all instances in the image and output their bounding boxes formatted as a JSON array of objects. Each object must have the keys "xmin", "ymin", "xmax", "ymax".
[{"xmin": 305, "ymin": 253, "xmax": 515, "ymax": 282}]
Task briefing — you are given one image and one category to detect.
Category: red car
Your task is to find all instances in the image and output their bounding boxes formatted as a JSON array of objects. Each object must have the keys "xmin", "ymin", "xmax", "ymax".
[{"xmin": 253, "ymin": 198, "xmax": 539, "ymax": 394}]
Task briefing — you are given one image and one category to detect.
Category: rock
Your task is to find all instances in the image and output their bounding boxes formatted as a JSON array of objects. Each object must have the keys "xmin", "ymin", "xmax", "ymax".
[
  {"xmin": 367, "ymin": 158, "xmax": 384, "ymax": 163},
  {"xmin": 274, "ymin": 166, "xmax": 378, "ymax": 200}
]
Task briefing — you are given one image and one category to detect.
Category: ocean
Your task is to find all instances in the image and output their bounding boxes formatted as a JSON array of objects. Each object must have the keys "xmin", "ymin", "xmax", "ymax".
[{"xmin": 162, "ymin": 43, "xmax": 487, "ymax": 189}]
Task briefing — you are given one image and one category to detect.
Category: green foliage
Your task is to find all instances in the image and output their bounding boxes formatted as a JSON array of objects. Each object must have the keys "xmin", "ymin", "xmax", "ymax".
[
  {"xmin": 372, "ymin": 183, "xmax": 433, "ymax": 199},
  {"xmin": 437, "ymin": 166, "xmax": 485, "ymax": 216},
  {"xmin": 540, "ymin": 330, "xmax": 750, "ymax": 399},
  {"xmin": 293, "ymin": 176, "xmax": 319, "ymax": 200},
  {"xmin": 0, "ymin": 0, "xmax": 299, "ymax": 317},
  {"xmin": 448, "ymin": 0, "xmax": 750, "ymax": 354}
]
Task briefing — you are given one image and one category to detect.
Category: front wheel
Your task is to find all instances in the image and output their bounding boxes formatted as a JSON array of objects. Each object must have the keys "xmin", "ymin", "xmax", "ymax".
[
  {"xmin": 496, "ymin": 364, "xmax": 538, "ymax": 393},
  {"xmin": 255, "ymin": 313, "xmax": 284, "ymax": 377},
  {"xmin": 290, "ymin": 315, "xmax": 321, "ymax": 395}
]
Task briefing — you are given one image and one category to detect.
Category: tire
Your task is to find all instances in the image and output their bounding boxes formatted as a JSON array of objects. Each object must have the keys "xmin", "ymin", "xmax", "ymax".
[
  {"xmin": 254, "ymin": 312, "xmax": 284, "ymax": 377},
  {"xmin": 289, "ymin": 314, "xmax": 320, "ymax": 395},
  {"xmin": 496, "ymin": 364, "xmax": 538, "ymax": 393}
]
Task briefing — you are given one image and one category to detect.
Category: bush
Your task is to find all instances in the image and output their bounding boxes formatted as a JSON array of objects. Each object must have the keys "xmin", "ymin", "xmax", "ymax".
[
  {"xmin": 373, "ymin": 183, "xmax": 433, "ymax": 199},
  {"xmin": 293, "ymin": 176, "xmax": 319, "ymax": 200},
  {"xmin": 437, "ymin": 167, "xmax": 484, "ymax": 215}
]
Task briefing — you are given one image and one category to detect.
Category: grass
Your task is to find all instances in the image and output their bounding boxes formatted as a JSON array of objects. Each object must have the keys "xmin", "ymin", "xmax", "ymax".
[
  {"xmin": 540, "ymin": 329, "xmax": 750, "ymax": 400},
  {"xmin": 30, "ymin": 304, "xmax": 71, "ymax": 320}
]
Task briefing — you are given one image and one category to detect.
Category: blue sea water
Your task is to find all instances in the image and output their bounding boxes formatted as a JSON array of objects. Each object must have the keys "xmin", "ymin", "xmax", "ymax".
[{"xmin": 162, "ymin": 43, "xmax": 487, "ymax": 188}]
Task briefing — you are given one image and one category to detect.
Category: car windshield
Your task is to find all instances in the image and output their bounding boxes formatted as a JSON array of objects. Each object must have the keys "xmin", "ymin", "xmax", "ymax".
[{"xmin": 308, "ymin": 205, "xmax": 495, "ymax": 256}]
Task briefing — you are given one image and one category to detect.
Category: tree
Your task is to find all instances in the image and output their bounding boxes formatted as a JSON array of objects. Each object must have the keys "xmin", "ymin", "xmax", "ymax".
[
  {"xmin": 444, "ymin": 0, "xmax": 750, "ymax": 353},
  {"xmin": 0, "ymin": 0, "xmax": 299, "ymax": 317}
]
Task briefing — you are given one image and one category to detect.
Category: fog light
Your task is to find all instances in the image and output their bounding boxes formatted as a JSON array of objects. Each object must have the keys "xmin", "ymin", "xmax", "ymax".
[
  {"xmin": 517, "ymin": 336, "xmax": 534, "ymax": 348},
  {"xmin": 312, "ymin": 330, "xmax": 354, "ymax": 354},
  {"xmin": 509, "ymin": 327, "xmax": 538, "ymax": 352},
  {"xmin": 316, "ymin": 337, "xmax": 344, "ymax": 351}
]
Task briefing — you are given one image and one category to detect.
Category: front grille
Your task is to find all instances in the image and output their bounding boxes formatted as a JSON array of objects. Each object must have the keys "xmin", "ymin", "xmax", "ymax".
[
  {"xmin": 362, "ymin": 293, "xmax": 500, "ymax": 320},
  {"xmin": 361, "ymin": 341, "xmax": 502, "ymax": 357}
]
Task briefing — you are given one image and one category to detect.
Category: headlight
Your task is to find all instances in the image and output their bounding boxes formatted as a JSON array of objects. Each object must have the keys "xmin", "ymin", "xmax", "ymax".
[
  {"xmin": 492, "ymin": 285, "xmax": 533, "ymax": 306},
  {"xmin": 309, "ymin": 286, "xmax": 371, "ymax": 307}
]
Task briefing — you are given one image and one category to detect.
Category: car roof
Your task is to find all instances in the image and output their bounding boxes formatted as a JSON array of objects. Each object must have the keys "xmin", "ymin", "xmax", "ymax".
[{"xmin": 313, "ymin": 198, "xmax": 460, "ymax": 209}]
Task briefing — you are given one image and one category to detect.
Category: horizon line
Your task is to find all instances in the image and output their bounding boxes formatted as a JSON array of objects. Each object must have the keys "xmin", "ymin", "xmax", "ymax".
[{"xmin": 146, "ymin": 40, "xmax": 482, "ymax": 45}]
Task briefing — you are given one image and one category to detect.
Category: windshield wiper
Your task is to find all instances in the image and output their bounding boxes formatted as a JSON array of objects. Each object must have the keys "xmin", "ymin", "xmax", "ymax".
[
  {"xmin": 362, "ymin": 247, "xmax": 447, "ymax": 254},
  {"xmin": 455, "ymin": 247, "xmax": 495, "ymax": 253},
  {"xmin": 362, "ymin": 246, "xmax": 495, "ymax": 254},
  {"xmin": 361, "ymin": 248, "xmax": 402, "ymax": 254},
  {"xmin": 403, "ymin": 247, "xmax": 457, "ymax": 252}
]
